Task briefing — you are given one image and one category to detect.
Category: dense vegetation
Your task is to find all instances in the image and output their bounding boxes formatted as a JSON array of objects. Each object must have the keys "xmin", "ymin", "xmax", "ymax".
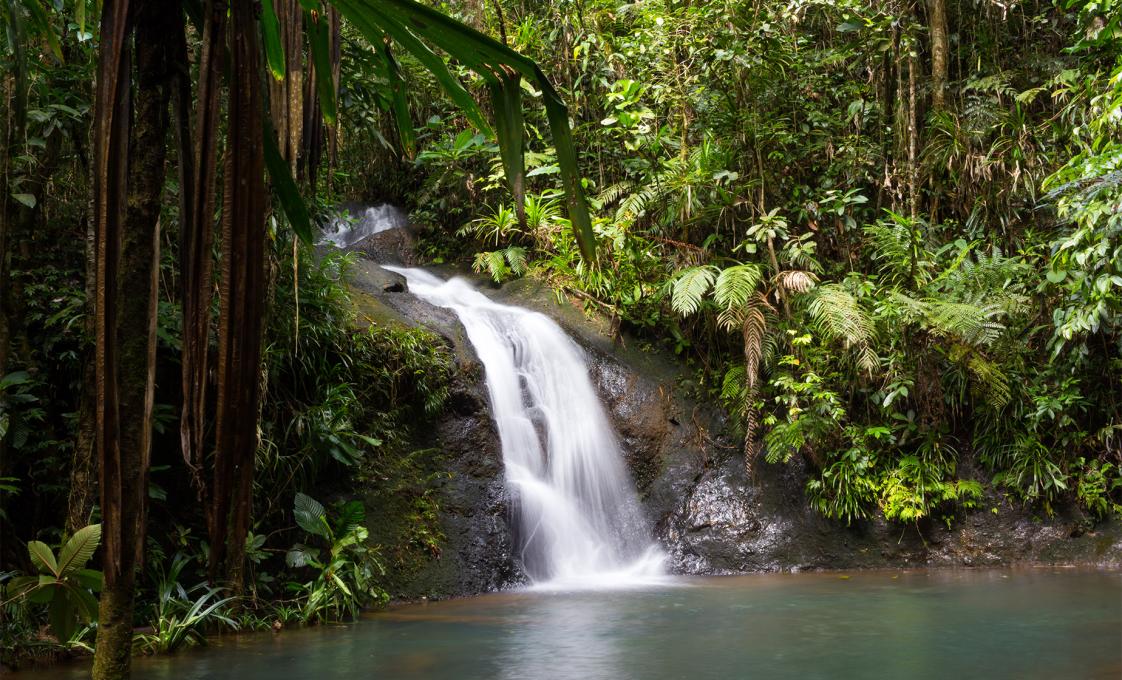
[
  {"xmin": 0, "ymin": 0, "xmax": 1119, "ymax": 676},
  {"xmin": 369, "ymin": 0, "xmax": 1122, "ymax": 525}
]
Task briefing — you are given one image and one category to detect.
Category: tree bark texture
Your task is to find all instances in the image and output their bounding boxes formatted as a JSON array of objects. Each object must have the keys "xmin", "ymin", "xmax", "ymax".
[
  {"xmin": 209, "ymin": 0, "xmax": 267, "ymax": 592},
  {"xmin": 91, "ymin": 0, "xmax": 172, "ymax": 676},
  {"xmin": 180, "ymin": 0, "xmax": 226, "ymax": 498},
  {"xmin": 927, "ymin": 0, "xmax": 949, "ymax": 111}
]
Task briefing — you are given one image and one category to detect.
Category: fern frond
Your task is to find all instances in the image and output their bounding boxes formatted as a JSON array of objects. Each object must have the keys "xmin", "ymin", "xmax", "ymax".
[
  {"xmin": 671, "ymin": 266, "xmax": 717, "ymax": 316},
  {"xmin": 713, "ymin": 264, "xmax": 763, "ymax": 310},
  {"xmin": 775, "ymin": 269, "xmax": 817, "ymax": 295},
  {"xmin": 806, "ymin": 283, "xmax": 877, "ymax": 362},
  {"xmin": 716, "ymin": 305, "xmax": 743, "ymax": 332},
  {"xmin": 503, "ymin": 246, "xmax": 528, "ymax": 275},
  {"xmin": 597, "ymin": 181, "xmax": 635, "ymax": 207},
  {"xmin": 720, "ymin": 364, "xmax": 747, "ymax": 416},
  {"xmin": 616, "ymin": 184, "xmax": 663, "ymax": 223},
  {"xmin": 967, "ymin": 353, "xmax": 1011, "ymax": 408},
  {"xmin": 865, "ymin": 220, "xmax": 919, "ymax": 285},
  {"xmin": 473, "ymin": 250, "xmax": 510, "ymax": 283},
  {"xmin": 924, "ymin": 299, "xmax": 1005, "ymax": 346},
  {"xmin": 741, "ymin": 295, "xmax": 769, "ymax": 392}
]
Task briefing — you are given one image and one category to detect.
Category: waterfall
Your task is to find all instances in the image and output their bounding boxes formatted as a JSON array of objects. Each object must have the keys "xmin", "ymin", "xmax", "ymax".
[
  {"xmin": 385, "ymin": 266, "xmax": 665, "ymax": 587},
  {"xmin": 321, "ymin": 204, "xmax": 408, "ymax": 248}
]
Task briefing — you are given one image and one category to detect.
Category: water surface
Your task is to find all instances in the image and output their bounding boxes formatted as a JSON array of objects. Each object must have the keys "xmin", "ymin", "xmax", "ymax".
[{"xmin": 25, "ymin": 569, "xmax": 1121, "ymax": 679}]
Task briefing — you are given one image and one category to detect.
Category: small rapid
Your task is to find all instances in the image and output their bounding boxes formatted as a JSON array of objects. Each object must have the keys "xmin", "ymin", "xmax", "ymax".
[
  {"xmin": 321, "ymin": 204, "xmax": 408, "ymax": 248},
  {"xmin": 384, "ymin": 266, "xmax": 665, "ymax": 588}
]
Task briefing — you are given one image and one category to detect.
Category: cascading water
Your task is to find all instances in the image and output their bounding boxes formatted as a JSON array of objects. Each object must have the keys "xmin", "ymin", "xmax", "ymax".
[
  {"xmin": 321, "ymin": 204, "xmax": 408, "ymax": 248},
  {"xmin": 385, "ymin": 266, "xmax": 665, "ymax": 587}
]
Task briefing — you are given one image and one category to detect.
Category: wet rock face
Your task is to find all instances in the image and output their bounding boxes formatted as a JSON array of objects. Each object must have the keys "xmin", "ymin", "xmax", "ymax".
[{"xmin": 416, "ymin": 369, "xmax": 524, "ymax": 595}]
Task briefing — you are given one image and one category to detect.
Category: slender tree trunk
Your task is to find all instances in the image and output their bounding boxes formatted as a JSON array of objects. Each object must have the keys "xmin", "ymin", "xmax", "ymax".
[
  {"xmin": 180, "ymin": 0, "xmax": 226, "ymax": 498},
  {"xmin": 209, "ymin": 0, "xmax": 267, "ymax": 593},
  {"xmin": 90, "ymin": 1, "xmax": 136, "ymax": 674},
  {"xmin": 926, "ymin": 0, "xmax": 948, "ymax": 111},
  {"xmin": 91, "ymin": 1, "xmax": 173, "ymax": 676},
  {"xmin": 0, "ymin": 71, "xmax": 13, "ymax": 479},
  {"xmin": 267, "ymin": 0, "xmax": 304, "ymax": 171}
]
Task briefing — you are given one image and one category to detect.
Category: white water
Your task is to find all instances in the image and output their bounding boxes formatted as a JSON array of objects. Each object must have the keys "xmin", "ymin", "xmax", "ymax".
[
  {"xmin": 385, "ymin": 266, "xmax": 666, "ymax": 588},
  {"xmin": 321, "ymin": 204, "xmax": 408, "ymax": 248}
]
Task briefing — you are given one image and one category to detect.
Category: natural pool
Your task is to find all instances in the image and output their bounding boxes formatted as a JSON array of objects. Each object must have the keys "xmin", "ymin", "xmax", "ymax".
[{"xmin": 20, "ymin": 568, "xmax": 1121, "ymax": 679}]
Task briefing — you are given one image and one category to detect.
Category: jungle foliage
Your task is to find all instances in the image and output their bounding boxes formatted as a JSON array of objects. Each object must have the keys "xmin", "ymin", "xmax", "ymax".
[
  {"xmin": 0, "ymin": 0, "xmax": 1120, "ymax": 674},
  {"xmin": 349, "ymin": 0, "xmax": 1122, "ymax": 526}
]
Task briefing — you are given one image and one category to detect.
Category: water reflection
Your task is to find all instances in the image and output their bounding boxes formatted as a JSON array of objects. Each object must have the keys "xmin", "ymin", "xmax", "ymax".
[{"xmin": 13, "ymin": 569, "xmax": 1121, "ymax": 680}]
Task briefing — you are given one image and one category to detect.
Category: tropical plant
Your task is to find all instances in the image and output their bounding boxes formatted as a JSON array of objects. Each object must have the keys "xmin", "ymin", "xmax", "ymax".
[
  {"xmin": 3, "ymin": 524, "xmax": 102, "ymax": 643},
  {"xmin": 285, "ymin": 493, "xmax": 386, "ymax": 623},
  {"xmin": 670, "ymin": 213, "xmax": 875, "ymax": 466},
  {"xmin": 133, "ymin": 587, "xmax": 237, "ymax": 654}
]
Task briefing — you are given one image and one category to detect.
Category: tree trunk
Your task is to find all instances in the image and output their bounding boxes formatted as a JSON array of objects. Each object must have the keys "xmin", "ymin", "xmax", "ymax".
[
  {"xmin": 267, "ymin": 0, "xmax": 304, "ymax": 170},
  {"xmin": 926, "ymin": 0, "xmax": 949, "ymax": 111},
  {"xmin": 180, "ymin": 0, "xmax": 226, "ymax": 498},
  {"xmin": 0, "ymin": 72, "xmax": 13, "ymax": 483},
  {"xmin": 209, "ymin": 0, "xmax": 267, "ymax": 593},
  {"xmin": 91, "ymin": 0, "xmax": 172, "ymax": 676}
]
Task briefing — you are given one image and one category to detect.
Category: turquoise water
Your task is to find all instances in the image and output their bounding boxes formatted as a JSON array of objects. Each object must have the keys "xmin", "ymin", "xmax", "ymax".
[{"xmin": 22, "ymin": 569, "xmax": 1122, "ymax": 679}]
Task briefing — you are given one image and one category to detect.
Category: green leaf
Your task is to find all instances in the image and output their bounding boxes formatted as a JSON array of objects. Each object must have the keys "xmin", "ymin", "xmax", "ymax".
[
  {"xmin": 294, "ymin": 492, "xmax": 329, "ymax": 538},
  {"xmin": 1, "ymin": 370, "xmax": 30, "ymax": 390},
  {"xmin": 306, "ymin": 9, "xmax": 337, "ymax": 125},
  {"xmin": 285, "ymin": 543, "xmax": 319, "ymax": 568},
  {"xmin": 19, "ymin": 0, "xmax": 63, "ymax": 62},
  {"xmin": 381, "ymin": 42, "xmax": 416, "ymax": 158},
  {"xmin": 331, "ymin": 0, "xmax": 491, "ymax": 135},
  {"xmin": 69, "ymin": 583, "xmax": 99, "ymax": 622},
  {"xmin": 260, "ymin": 0, "xmax": 287, "ymax": 80},
  {"xmin": 4, "ymin": 575, "xmax": 40, "ymax": 599},
  {"xmin": 12, "ymin": 193, "xmax": 36, "ymax": 208},
  {"xmin": 333, "ymin": 0, "xmax": 596, "ymax": 262},
  {"xmin": 671, "ymin": 266, "xmax": 717, "ymax": 316},
  {"xmin": 57, "ymin": 524, "xmax": 101, "ymax": 577},
  {"xmin": 713, "ymin": 264, "xmax": 763, "ymax": 309},
  {"xmin": 330, "ymin": 571, "xmax": 352, "ymax": 596},
  {"xmin": 75, "ymin": 568, "xmax": 103, "ymax": 592},
  {"xmin": 30, "ymin": 577, "xmax": 55, "ymax": 603},
  {"xmin": 490, "ymin": 69, "xmax": 526, "ymax": 225},
  {"xmin": 48, "ymin": 592, "xmax": 76, "ymax": 642},
  {"xmin": 28, "ymin": 540, "xmax": 59, "ymax": 576},
  {"xmin": 263, "ymin": 118, "xmax": 314, "ymax": 244},
  {"xmin": 335, "ymin": 500, "xmax": 365, "ymax": 536}
]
